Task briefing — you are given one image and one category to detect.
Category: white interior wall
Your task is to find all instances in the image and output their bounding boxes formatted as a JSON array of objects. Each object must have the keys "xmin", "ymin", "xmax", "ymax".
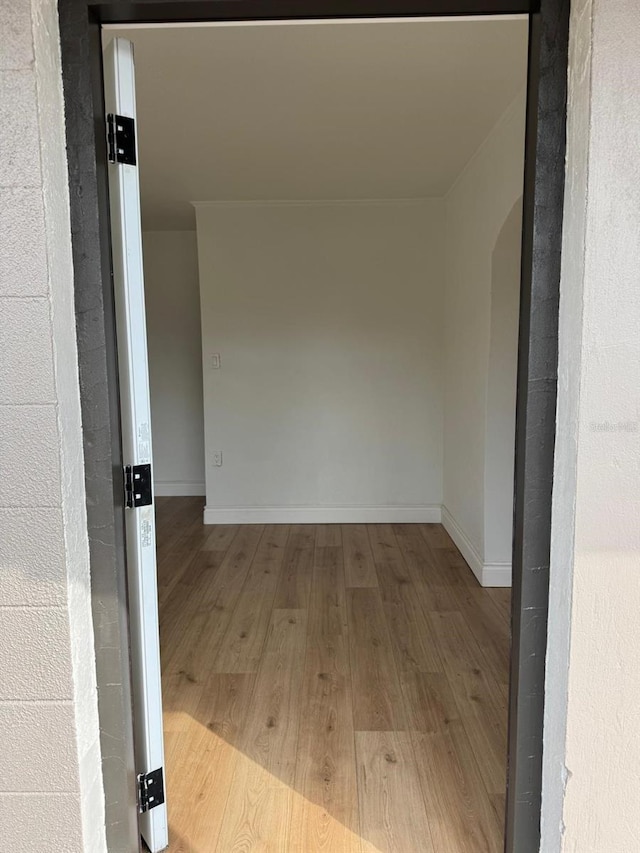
[
  {"xmin": 142, "ymin": 231, "xmax": 205, "ymax": 495},
  {"xmin": 484, "ymin": 198, "xmax": 522, "ymax": 566},
  {"xmin": 195, "ymin": 200, "xmax": 445, "ymax": 524},
  {"xmin": 442, "ymin": 91, "xmax": 526, "ymax": 586},
  {"xmin": 140, "ymin": 87, "xmax": 526, "ymax": 585}
]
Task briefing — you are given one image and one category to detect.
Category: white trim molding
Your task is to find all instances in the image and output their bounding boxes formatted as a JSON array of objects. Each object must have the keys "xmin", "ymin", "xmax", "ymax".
[
  {"xmin": 191, "ymin": 198, "xmax": 435, "ymax": 210},
  {"xmin": 203, "ymin": 504, "xmax": 442, "ymax": 525},
  {"xmin": 480, "ymin": 562, "xmax": 512, "ymax": 588},
  {"xmin": 105, "ymin": 16, "xmax": 525, "ymax": 30},
  {"xmin": 154, "ymin": 481, "xmax": 206, "ymax": 497},
  {"xmin": 441, "ymin": 506, "xmax": 512, "ymax": 588},
  {"xmin": 441, "ymin": 506, "xmax": 484, "ymax": 581}
]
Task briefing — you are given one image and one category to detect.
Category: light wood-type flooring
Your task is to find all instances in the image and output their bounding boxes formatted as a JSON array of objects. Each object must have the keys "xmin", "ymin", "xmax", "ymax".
[{"xmin": 156, "ymin": 497, "xmax": 511, "ymax": 853}]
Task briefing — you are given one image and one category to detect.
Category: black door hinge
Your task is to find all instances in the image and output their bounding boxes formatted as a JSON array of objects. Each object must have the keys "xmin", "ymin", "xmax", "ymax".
[
  {"xmin": 125, "ymin": 464, "xmax": 153, "ymax": 508},
  {"xmin": 137, "ymin": 767, "xmax": 164, "ymax": 814},
  {"xmin": 107, "ymin": 113, "xmax": 137, "ymax": 165}
]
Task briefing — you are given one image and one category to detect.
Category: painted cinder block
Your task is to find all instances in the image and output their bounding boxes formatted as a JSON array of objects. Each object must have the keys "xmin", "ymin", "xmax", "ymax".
[
  {"xmin": 0, "ymin": 794, "xmax": 83, "ymax": 852},
  {"xmin": 0, "ymin": 0, "xmax": 34, "ymax": 71},
  {"xmin": 0, "ymin": 704, "xmax": 80, "ymax": 792},
  {"xmin": 0, "ymin": 188, "xmax": 49, "ymax": 297},
  {"xmin": 0, "ymin": 70, "xmax": 41, "ymax": 187},
  {"xmin": 0, "ymin": 0, "xmax": 105, "ymax": 848},
  {"xmin": 0, "ymin": 298, "xmax": 55, "ymax": 403},
  {"xmin": 0, "ymin": 508, "xmax": 68, "ymax": 606},
  {"xmin": 0, "ymin": 405, "xmax": 61, "ymax": 507},
  {"xmin": 0, "ymin": 608, "xmax": 74, "ymax": 700}
]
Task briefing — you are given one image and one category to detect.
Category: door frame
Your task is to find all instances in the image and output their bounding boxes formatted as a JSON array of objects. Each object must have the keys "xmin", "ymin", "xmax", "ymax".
[{"xmin": 56, "ymin": 2, "xmax": 569, "ymax": 851}]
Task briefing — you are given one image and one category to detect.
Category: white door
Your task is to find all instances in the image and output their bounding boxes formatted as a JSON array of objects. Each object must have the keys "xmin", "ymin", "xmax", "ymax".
[{"xmin": 103, "ymin": 37, "xmax": 168, "ymax": 853}]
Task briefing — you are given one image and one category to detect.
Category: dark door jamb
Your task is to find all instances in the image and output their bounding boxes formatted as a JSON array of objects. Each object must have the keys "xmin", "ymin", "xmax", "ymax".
[{"xmin": 56, "ymin": 2, "xmax": 569, "ymax": 851}]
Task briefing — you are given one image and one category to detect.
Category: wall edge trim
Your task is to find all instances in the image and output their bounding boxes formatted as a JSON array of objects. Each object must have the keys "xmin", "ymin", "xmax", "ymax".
[
  {"xmin": 191, "ymin": 197, "xmax": 441, "ymax": 209},
  {"xmin": 203, "ymin": 504, "xmax": 442, "ymax": 524},
  {"xmin": 154, "ymin": 481, "xmax": 206, "ymax": 497}
]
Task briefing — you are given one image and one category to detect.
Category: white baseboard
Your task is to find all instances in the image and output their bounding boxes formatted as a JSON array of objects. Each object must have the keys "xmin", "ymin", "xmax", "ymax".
[
  {"xmin": 441, "ymin": 506, "xmax": 511, "ymax": 588},
  {"xmin": 203, "ymin": 504, "xmax": 442, "ymax": 525},
  {"xmin": 154, "ymin": 481, "xmax": 206, "ymax": 497},
  {"xmin": 441, "ymin": 506, "xmax": 484, "ymax": 583},
  {"xmin": 481, "ymin": 562, "xmax": 513, "ymax": 587}
]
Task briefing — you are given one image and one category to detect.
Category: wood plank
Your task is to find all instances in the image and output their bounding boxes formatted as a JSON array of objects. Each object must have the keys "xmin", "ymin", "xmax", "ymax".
[
  {"xmin": 159, "ymin": 516, "xmax": 239, "ymax": 674},
  {"xmin": 201, "ymin": 522, "xmax": 241, "ymax": 552},
  {"xmin": 419, "ymin": 524, "xmax": 472, "ymax": 586},
  {"xmin": 412, "ymin": 721, "xmax": 503, "ymax": 853},
  {"xmin": 159, "ymin": 524, "xmax": 238, "ymax": 619},
  {"xmin": 399, "ymin": 670, "xmax": 460, "ymax": 733},
  {"xmin": 490, "ymin": 793, "xmax": 506, "ymax": 829},
  {"xmin": 156, "ymin": 505, "xmax": 511, "ymax": 851},
  {"xmin": 213, "ymin": 525, "xmax": 290, "ymax": 673},
  {"xmin": 315, "ymin": 524, "xmax": 342, "ymax": 548},
  {"xmin": 159, "ymin": 527, "xmax": 236, "ymax": 622},
  {"xmin": 188, "ymin": 526, "xmax": 262, "ymax": 611},
  {"xmin": 420, "ymin": 522, "xmax": 451, "ymax": 551},
  {"xmin": 392, "ymin": 523, "xmax": 459, "ymax": 612},
  {"xmin": 368, "ymin": 524, "xmax": 442, "ymax": 673},
  {"xmin": 448, "ymin": 721, "xmax": 504, "ymax": 843},
  {"xmin": 215, "ymin": 609, "xmax": 307, "ymax": 851},
  {"xmin": 308, "ymin": 543, "xmax": 347, "ymax": 637},
  {"xmin": 290, "ymin": 635, "xmax": 361, "ymax": 852},
  {"xmin": 356, "ymin": 731, "xmax": 435, "ymax": 853},
  {"xmin": 157, "ymin": 547, "xmax": 203, "ymax": 611},
  {"xmin": 164, "ymin": 525, "xmax": 264, "ymax": 680},
  {"xmin": 159, "ymin": 549, "xmax": 229, "ymax": 671},
  {"xmin": 162, "ymin": 670, "xmax": 206, "ymax": 734},
  {"xmin": 167, "ymin": 826, "xmax": 193, "ymax": 853},
  {"xmin": 342, "ymin": 524, "xmax": 378, "ymax": 588},
  {"xmin": 347, "ymin": 588, "xmax": 406, "ymax": 731},
  {"xmin": 166, "ymin": 673, "xmax": 256, "ymax": 853},
  {"xmin": 164, "ymin": 730, "xmax": 194, "ymax": 852},
  {"xmin": 428, "ymin": 611, "xmax": 508, "ymax": 795},
  {"xmin": 169, "ymin": 511, "xmax": 212, "ymax": 557},
  {"xmin": 157, "ymin": 498, "xmax": 204, "ymax": 556},
  {"xmin": 237, "ymin": 608, "xmax": 308, "ymax": 783},
  {"xmin": 420, "ymin": 524, "xmax": 478, "ymax": 589},
  {"xmin": 155, "ymin": 496, "xmax": 201, "ymax": 554},
  {"xmin": 487, "ymin": 587, "xmax": 512, "ymax": 628},
  {"xmin": 451, "ymin": 584, "xmax": 511, "ymax": 692},
  {"xmin": 273, "ymin": 524, "xmax": 316, "ymax": 608}
]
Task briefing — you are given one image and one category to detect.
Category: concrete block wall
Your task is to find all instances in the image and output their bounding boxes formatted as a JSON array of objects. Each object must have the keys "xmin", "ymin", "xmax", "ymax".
[{"xmin": 0, "ymin": 0, "xmax": 106, "ymax": 849}]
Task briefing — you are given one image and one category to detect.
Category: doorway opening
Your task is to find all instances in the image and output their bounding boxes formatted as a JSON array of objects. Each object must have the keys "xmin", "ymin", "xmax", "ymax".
[
  {"xmin": 60, "ymin": 1, "xmax": 568, "ymax": 849},
  {"xmin": 108, "ymin": 16, "xmax": 524, "ymax": 851}
]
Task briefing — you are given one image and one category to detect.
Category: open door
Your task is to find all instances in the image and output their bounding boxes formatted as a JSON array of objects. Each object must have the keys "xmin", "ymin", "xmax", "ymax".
[{"xmin": 103, "ymin": 37, "xmax": 168, "ymax": 852}]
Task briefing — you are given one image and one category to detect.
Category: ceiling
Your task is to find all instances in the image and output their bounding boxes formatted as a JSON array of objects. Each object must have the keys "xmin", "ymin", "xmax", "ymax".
[{"xmin": 106, "ymin": 19, "xmax": 528, "ymax": 230}]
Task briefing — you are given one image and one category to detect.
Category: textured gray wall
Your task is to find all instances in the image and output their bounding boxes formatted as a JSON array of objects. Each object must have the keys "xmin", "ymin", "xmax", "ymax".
[{"xmin": 0, "ymin": 0, "xmax": 105, "ymax": 849}]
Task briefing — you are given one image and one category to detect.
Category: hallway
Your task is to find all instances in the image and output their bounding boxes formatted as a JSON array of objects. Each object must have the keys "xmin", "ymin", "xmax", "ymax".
[{"xmin": 156, "ymin": 497, "xmax": 510, "ymax": 852}]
